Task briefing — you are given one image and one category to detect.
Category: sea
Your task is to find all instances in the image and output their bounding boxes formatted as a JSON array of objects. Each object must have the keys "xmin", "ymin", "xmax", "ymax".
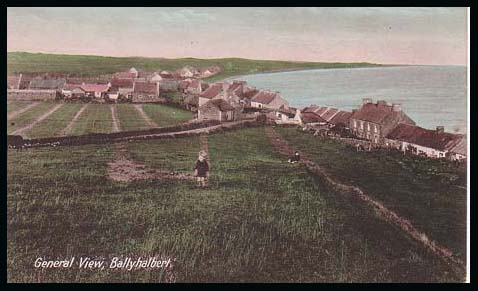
[{"xmin": 229, "ymin": 65, "xmax": 467, "ymax": 133}]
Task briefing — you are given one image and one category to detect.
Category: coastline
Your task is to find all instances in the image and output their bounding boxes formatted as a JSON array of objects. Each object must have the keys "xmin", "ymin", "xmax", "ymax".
[{"xmin": 219, "ymin": 64, "xmax": 407, "ymax": 82}]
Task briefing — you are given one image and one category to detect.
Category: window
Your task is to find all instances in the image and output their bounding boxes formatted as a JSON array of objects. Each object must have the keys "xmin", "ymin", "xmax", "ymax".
[
  {"xmin": 360, "ymin": 121, "xmax": 363, "ymax": 129},
  {"xmin": 353, "ymin": 120, "xmax": 357, "ymax": 128},
  {"xmin": 367, "ymin": 123, "xmax": 370, "ymax": 131},
  {"xmin": 374, "ymin": 124, "xmax": 378, "ymax": 133}
]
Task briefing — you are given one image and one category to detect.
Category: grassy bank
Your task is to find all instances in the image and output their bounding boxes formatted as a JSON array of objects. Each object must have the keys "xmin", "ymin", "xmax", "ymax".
[
  {"xmin": 8, "ymin": 52, "xmax": 383, "ymax": 81},
  {"xmin": 276, "ymin": 127, "xmax": 467, "ymax": 262},
  {"xmin": 7, "ymin": 127, "xmax": 459, "ymax": 282}
]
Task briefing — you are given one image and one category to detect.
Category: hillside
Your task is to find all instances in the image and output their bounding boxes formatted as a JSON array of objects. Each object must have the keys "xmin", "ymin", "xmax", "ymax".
[{"xmin": 7, "ymin": 52, "xmax": 384, "ymax": 81}]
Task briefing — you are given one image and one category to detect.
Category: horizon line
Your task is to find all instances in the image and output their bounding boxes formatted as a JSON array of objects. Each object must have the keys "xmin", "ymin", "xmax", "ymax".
[{"xmin": 8, "ymin": 50, "xmax": 466, "ymax": 67}]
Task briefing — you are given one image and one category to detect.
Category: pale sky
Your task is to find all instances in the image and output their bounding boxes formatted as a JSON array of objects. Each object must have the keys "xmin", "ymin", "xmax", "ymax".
[{"xmin": 7, "ymin": 7, "xmax": 468, "ymax": 65}]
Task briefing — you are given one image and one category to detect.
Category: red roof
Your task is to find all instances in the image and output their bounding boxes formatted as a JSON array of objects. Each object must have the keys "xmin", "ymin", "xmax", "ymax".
[
  {"xmin": 301, "ymin": 112, "xmax": 327, "ymax": 124},
  {"xmin": 201, "ymin": 99, "xmax": 235, "ymax": 112},
  {"xmin": 315, "ymin": 107, "xmax": 329, "ymax": 116},
  {"xmin": 302, "ymin": 106, "xmax": 321, "ymax": 113},
  {"xmin": 63, "ymin": 83, "xmax": 83, "ymax": 90},
  {"xmin": 188, "ymin": 79, "xmax": 201, "ymax": 90},
  {"xmin": 179, "ymin": 80, "xmax": 191, "ymax": 90},
  {"xmin": 251, "ymin": 91, "xmax": 278, "ymax": 104},
  {"xmin": 200, "ymin": 83, "xmax": 223, "ymax": 99},
  {"xmin": 111, "ymin": 78, "xmax": 134, "ymax": 88},
  {"xmin": 243, "ymin": 88, "xmax": 259, "ymax": 99},
  {"xmin": 386, "ymin": 123, "xmax": 464, "ymax": 151},
  {"xmin": 321, "ymin": 108, "xmax": 338, "ymax": 121},
  {"xmin": 80, "ymin": 83, "xmax": 110, "ymax": 93},
  {"xmin": 329, "ymin": 111, "xmax": 352, "ymax": 126},
  {"xmin": 351, "ymin": 103, "xmax": 399, "ymax": 124},
  {"xmin": 133, "ymin": 81, "xmax": 159, "ymax": 95}
]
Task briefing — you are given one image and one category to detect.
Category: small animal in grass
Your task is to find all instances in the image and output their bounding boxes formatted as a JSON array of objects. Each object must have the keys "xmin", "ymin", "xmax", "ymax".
[
  {"xmin": 194, "ymin": 150, "xmax": 209, "ymax": 188},
  {"xmin": 288, "ymin": 151, "xmax": 301, "ymax": 164}
]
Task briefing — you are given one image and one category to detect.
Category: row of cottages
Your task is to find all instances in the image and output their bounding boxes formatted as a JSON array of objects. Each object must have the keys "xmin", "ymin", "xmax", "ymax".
[
  {"xmin": 250, "ymin": 90, "xmax": 289, "ymax": 110},
  {"xmin": 196, "ymin": 82, "xmax": 245, "ymax": 122},
  {"xmin": 176, "ymin": 65, "xmax": 221, "ymax": 79},
  {"xmin": 295, "ymin": 105, "xmax": 353, "ymax": 127},
  {"xmin": 61, "ymin": 83, "xmax": 111, "ymax": 99},
  {"xmin": 349, "ymin": 98, "xmax": 415, "ymax": 144},
  {"xmin": 385, "ymin": 123, "xmax": 467, "ymax": 160},
  {"xmin": 131, "ymin": 81, "xmax": 161, "ymax": 102}
]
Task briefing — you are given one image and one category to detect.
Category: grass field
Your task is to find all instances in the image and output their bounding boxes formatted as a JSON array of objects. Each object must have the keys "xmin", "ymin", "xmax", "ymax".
[
  {"xmin": 7, "ymin": 101, "xmax": 29, "ymax": 113},
  {"xmin": 7, "ymin": 52, "xmax": 384, "ymax": 81},
  {"xmin": 6, "ymin": 101, "xmax": 194, "ymax": 138},
  {"xmin": 65, "ymin": 104, "xmax": 114, "ymax": 135},
  {"xmin": 7, "ymin": 127, "xmax": 461, "ymax": 282},
  {"xmin": 115, "ymin": 104, "xmax": 150, "ymax": 132},
  {"xmin": 142, "ymin": 104, "xmax": 193, "ymax": 127},
  {"xmin": 25, "ymin": 103, "xmax": 85, "ymax": 139},
  {"xmin": 276, "ymin": 127, "xmax": 467, "ymax": 261},
  {"xmin": 7, "ymin": 102, "xmax": 59, "ymax": 134}
]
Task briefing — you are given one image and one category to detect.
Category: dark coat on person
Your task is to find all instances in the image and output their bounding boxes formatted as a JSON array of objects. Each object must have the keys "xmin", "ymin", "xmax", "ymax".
[{"xmin": 194, "ymin": 160, "xmax": 209, "ymax": 177}]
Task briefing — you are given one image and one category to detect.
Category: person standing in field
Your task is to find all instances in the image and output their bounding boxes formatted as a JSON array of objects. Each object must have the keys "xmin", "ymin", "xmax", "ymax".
[{"xmin": 194, "ymin": 150, "xmax": 209, "ymax": 188}]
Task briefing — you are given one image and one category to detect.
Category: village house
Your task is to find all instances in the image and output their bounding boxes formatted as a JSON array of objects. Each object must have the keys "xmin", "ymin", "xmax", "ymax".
[
  {"xmin": 198, "ymin": 99, "xmax": 237, "ymax": 122},
  {"xmin": 240, "ymin": 87, "xmax": 259, "ymax": 107},
  {"xmin": 198, "ymin": 83, "xmax": 225, "ymax": 107},
  {"xmin": 250, "ymin": 90, "xmax": 289, "ymax": 110},
  {"xmin": 158, "ymin": 72, "xmax": 180, "ymax": 91},
  {"xmin": 199, "ymin": 66, "xmax": 221, "ymax": 78},
  {"xmin": 385, "ymin": 123, "xmax": 466, "ymax": 160},
  {"xmin": 148, "ymin": 72, "xmax": 163, "ymax": 83},
  {"xmin": 7, "ymin": 74, "xmax": 22, "ymax": 89},
  {"xmin": 273, "ymin": 105, "xmax": 299, "ymax": 124},
  {"xmin": 185, "ymin": 79, "xmax": 203, "ymax": 95},
  {"xmin": 329, "ymin": 110, "xmax": 353, "ymax": 127},
  {"xmin": 294, "ymin": 109, "xmax": 328, "ymax": 125},
  {"xmin": 178, "ymin": 66, "xmax": 200, "ymax": 78},
  {"xmin": 62, "ymin": 84, "xmax": 86, "ymax": 99},
  {"xmin": 110, "ymin": 78, "xmax": 134, "ymax": 99},
  {"xmin": 132, "ymin": 81, "xmax": 161, "ymax": 103},
  {"xmin": 448, "ymin": 136, "xmax": 467, "ymax": 161},
  {"xmin": 29, "ymin": 78, "xmax": 66, "ymax": 91},
  {"xmin": 80, "ymin": 83, "xmax": 111, "ymax": 99},
  {"xmin": 349, "ymin": 99, "xmax": 415, "ymax": 144},
  {"xmin": 114, "ymin": 67, "xmax": 138, "ymax": 79},
  {"xmin": 184, "ymin": 95, "xmax": 199, "ymax": 112}
]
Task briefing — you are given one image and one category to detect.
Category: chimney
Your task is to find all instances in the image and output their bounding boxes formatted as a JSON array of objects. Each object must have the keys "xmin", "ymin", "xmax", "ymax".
[
  {"xmin": 362, "ymin": 98, "xmax": 373, "ymax": 105},
  {"xmin": 392, "ymin": 104, "xmax": 402, "ymax": 112},
  {"xmin": 436, "ymin": 126, "xmax": 445, "ymax": 134}
]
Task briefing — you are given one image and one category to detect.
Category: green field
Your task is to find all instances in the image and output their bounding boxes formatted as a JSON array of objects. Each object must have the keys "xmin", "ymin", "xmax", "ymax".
[
  {"xmin": 115, "ymin": 104, "xmax": 150, "ymax": 132},
  {"xmin": 6, "ymin": 101, "xmax": 194, "ymax": 138},
  {"xmin": 7, "ymin": 102, "xmax": 59, "ymax": 134},
  {"xmin": 7, "ymin": 127, "xmax": 461, "ymax": 282},
  {"xmin": 143, "ymin": 104, "xmax": 193, "ymax": 127},
  {"xmin": 25, "ymin": 103, "xmax": 85, "ymax": 139},
  {"xmin": 276, "ymin": 127, "xmax": 467, "ymax": 261},
  {"xmin": 7, "ymin": 52, "xmax": 384, "ymax": 81},
  {"xmin": 67, "ymin": 104, "xmax": 114, "ymax": 135},
  {"xmin": 7, "ymin": 101, "xmax": 29, "ymax": 113}
]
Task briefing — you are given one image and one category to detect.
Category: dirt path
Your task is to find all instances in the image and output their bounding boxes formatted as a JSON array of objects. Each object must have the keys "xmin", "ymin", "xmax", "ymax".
[
  {"xmin": 7, "ymin": 102, "xmax": 40, "ymax": 121},
  {"xmin": 265, "ymin": 127, "xmax": 464, "ymax": 273},
  {"xmin": 107, "ymin": 143, "xmax": 195, "ymax": 183},
  {"xmin": 11, "ymin": 104, "xmax": 64, "ymax": 137},
  {"xmin": 200, "ymin": 134, "xmax": 209, "ymax": 154},
  {"xmin": 110, "ymin": 105, "xmax": 121, "ymax": 133},
  {"xmin": 60, "ymin": 104, "xmax": 89, "ymax": 136},
  {"xmin": 134, "ymin": 104, "xmax": 158, "ymax": 127}
]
